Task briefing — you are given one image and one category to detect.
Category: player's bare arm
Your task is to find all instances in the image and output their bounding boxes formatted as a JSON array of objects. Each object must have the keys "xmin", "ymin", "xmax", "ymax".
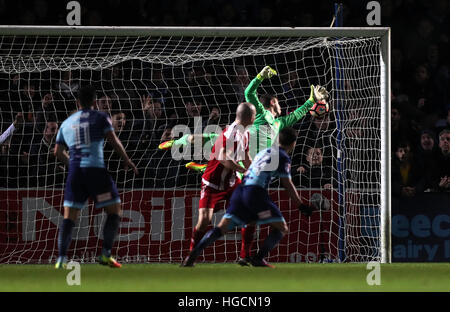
[
  {"xmin": 105, "ymin": 130, "xmax": 139, "ymax": 175},
  {"xmin": 53, "ymin": 143, "xmax": 69, "ymax": 167},
  {"xmin": 218, "ymin": 146, "xmax": 247, "ymax": 174},
  {"xmin": 242, "ymin": 148, "xmax": 252, "ymax": 169},
  {"xmin": 280, "ymin": 177, "xmax": 313, "ymax": 217}
]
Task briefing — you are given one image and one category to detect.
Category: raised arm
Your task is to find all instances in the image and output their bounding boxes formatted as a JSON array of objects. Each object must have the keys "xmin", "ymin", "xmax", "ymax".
[
  {"xmin": 105, "ymin": 130, "xmax": 139, "ymax": 175},
  {"xmin": 244, "ymin": 66, "xmax": 277, "ymax": 116},
  {"xmin": 0, "ymin": 113, "xmax": 23, "ymax": 145}
]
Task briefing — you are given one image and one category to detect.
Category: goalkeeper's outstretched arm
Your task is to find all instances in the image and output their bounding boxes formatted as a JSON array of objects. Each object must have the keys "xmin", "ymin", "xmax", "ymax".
[{"xmin": 276, "ymin": 85, "xmax": 330, "ymax": 129}]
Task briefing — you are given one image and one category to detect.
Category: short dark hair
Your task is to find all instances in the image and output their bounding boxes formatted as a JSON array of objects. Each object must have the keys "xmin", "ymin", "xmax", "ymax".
[
  {"xmin": 78, "ymin": 85, "xmax": 97, "ymax": 108},
  {"xmin": 259, "ymin": 94, "xmax": 277, "ymax": 109},
  {"xmin": 439, "ymin": 128, "xmax": 450, "ymax": 139},
  {"xmin": 278, "ymin": 127, "xmax": 297, "ymax": 147}
]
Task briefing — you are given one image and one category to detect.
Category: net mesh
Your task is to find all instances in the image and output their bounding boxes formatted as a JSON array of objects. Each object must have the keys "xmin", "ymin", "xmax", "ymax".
[{"xmin": 0, "ymin": 31, "xmax": 382, "ymax": 263}]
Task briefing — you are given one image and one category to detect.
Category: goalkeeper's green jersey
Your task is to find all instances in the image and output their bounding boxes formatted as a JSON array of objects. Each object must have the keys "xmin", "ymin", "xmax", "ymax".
[{"xmin": 244, "ymin": 76, "xmax": 315, "ymax": 152}]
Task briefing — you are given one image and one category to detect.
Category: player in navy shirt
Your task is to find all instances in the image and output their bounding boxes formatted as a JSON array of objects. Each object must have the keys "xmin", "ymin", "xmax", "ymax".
[
  {"xmin": 182, "ymin": 127, "xmax": 314, "ymax": 268},
  {"xmin": 54, "ymin": 85, "xmax": 138, "ymax": 269}
]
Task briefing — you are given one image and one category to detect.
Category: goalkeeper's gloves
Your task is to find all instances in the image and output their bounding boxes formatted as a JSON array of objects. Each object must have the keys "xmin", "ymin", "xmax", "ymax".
[
  {"xmin": 308, "ymin": 85, "xmax": 330, "ymax": 103},
  {"xmin": 298, "ymin": 203, "xmax": 314, "ymax": 217},
  {"xmin": 257, "ymin": 66, "xmax": 277, "ymax": 80}
]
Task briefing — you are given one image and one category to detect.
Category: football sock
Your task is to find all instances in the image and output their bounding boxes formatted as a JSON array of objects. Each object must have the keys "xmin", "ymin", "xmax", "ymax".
[
  {"xmin": 102, "ymin": 213, "xmax": 120, "ymax": 257},
  {"xmin": 240, "ymin": 225, "xmax": 256, "ymax": 258},
  {"xmin": 254, "ymin": 229, "xmax": 283, "ymax": 261},
  {"xmin": 190, "ymin": 228, "xmax": 206, "ymax": 251},
  {"xmin": 58, "ymin": 218, "xmax": 75, "ymax": 258},
  {"xmin": 174, "ymin": 134, "xmax": 190, "ymax": 146},
  {"xmin": 189, "ymin": 227, "xmax": 222, "ymax": 260}
]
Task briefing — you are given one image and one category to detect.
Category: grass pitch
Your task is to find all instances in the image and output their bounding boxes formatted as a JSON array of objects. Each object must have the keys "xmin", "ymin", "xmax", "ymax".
[{"xmin": 0, "ymin": 263, "xmax": 449, "ymax": 292}]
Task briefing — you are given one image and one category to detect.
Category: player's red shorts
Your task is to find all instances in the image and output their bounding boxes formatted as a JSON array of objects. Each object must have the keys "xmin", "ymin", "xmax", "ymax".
[{"xmin": 199, "ymin": 179, "xmax": 241, "ymax": 211}]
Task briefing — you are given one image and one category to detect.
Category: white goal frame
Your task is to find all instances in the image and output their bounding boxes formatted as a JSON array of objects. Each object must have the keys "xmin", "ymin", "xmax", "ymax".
[{"xmin": 0, "ymin": 26, "xmax": 391, "ymax": 263}]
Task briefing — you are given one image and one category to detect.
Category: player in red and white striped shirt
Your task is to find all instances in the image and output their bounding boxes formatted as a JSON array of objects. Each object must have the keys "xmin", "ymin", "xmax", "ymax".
[{"xmin": 189, "ymin": 102, "xmax": 256, "ymax": 252}]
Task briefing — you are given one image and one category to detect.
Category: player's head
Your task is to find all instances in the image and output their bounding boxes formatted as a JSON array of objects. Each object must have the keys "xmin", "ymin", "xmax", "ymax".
[
  {"xmin": 260, "ymin": 94, "xmax": 281, "ymax": 117},
  {"xmin": 78, "ymin": 85, "xmax": 97, "ymax": 109},
  {"xmin": 236, "ymin": 102, "xmax": 256, "ymax": 127},
  {"xmin": 278, "ymin": 127, "xmax": 297, "ymax": 153}
]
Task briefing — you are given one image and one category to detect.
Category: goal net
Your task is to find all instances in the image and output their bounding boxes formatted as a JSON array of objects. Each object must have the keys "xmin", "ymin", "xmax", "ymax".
[{"xmin": 0, "ymin": 27, "xmax": 390, "ymax": 264}]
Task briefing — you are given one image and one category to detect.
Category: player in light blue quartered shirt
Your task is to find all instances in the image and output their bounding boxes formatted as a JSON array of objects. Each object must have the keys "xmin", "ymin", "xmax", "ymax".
[
  {"xmin": 182, "ymin": 127, "xmax": 314, "ymax": 268},
  {"xmin": 53, "ymin": 85, "xmax": 138, "ymax": 270},
  {"xmin": 56, "ymin": 108, "xmax": 113, "ymax": 169}
]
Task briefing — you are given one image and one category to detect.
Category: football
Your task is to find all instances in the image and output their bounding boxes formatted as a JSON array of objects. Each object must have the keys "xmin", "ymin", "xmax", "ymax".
[{"xmin": 309, "ymin": 100, "xmax": 329, "ymax": 117}]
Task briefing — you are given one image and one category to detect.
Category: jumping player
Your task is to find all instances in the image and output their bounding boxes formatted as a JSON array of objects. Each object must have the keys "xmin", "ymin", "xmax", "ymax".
[
  {"xmin": 163, "ymin": 66, "xmax": 329, "ymax": 264},
  {"xmin": 181, "ymin": 127, "xmax": 313, "ymax": 268},
  {"xmin": 54, "ymin": 85, "xmax": 138, "ymax": 269},
  {"xmin": 188, "ymin": 102, "xmax": 256, "ymax": 255}
]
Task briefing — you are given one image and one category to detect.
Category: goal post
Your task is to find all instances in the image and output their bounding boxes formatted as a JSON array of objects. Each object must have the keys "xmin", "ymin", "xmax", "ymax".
[{"xmin": 0, "ymin": 26, "xmax": 391, "ymax": 264}]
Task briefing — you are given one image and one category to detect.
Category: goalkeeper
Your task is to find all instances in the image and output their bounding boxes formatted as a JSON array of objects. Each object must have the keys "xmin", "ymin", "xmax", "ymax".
[
  {"xmin": 160, "ymin": 66, "xmax": 329, "ymax": 265},
  {"xmin": 160, "ymin": 66, "xmax": 329, "ymax": 166}
]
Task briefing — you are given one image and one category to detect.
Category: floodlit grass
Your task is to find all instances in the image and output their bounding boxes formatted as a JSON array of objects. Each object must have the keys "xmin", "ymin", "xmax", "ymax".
[{"xmin": 0, "ymin": 263, "xmax": 449, "ymax": 292}]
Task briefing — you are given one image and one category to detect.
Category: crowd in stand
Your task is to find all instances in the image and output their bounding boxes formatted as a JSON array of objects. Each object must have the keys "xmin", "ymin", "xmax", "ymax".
[{"xmin": 0, "ymin": 0, "xmax": 449, "ymax": 196}]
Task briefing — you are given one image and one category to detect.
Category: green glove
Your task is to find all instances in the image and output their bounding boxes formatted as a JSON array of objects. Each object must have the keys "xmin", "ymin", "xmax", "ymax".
[
  {"xmin": 256, "ymin": 66, "xmax": 277, "ymax": 80},
  {"xmin": 308, "ymin": 85, "xmax": 329, "ymax": 103}
]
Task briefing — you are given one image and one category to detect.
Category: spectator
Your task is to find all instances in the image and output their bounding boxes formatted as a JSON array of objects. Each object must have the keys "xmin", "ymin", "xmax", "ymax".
[
  {"xmin": 430, "ymin": 129, "xmax": 450, "ymax": 192},
  {"xmin": 295, "ymin": 146, "xmax": 335, "ymax": 189},
  {"xmin": 18, "ymin": 80, "xmax": 39, "ymax": 122},
  {"xmin": 34, "ymin": 93, "xmax": 68, "ymax": 134},
  {"xmin": 415, "ymin": 129, "xmax": 439, "ymax": 191},
  {"xmin": 6, "ymin": 74, "xmax": 21, "ymax": 116},
  {"xmin": 392, "ymin": 141, "xmax": 425, "ymax": 197},
  {"xmin": 134, "ymin": 95, "xmax": 167, "ymax": 151},
  {"xmin": 111, "ymin": 111, "xmax": 126, "ymax": 134},
  {"xmin": 178, "ymin": 98, "xmax": 204, "ymax": 133},
  {"xmin": 231, "ymin": 66, "xmax": 249, "ymax": 104},
  {"xmin": 435, "ymin": 108, "xmax": 450, "ymax": 134},
  {"xmin": 96, "ymin": 94, "xmax": 112, "ymax": 116},
  {"xmin": 202, "ymin": 105, "xmax": 221, "ymax": 128},
  {"xmin": 146, "ymin": 68, "xmax": 169, "ymax": 106},
  {"xmin": 297, "ymin": 113, "xmax": 337, "ymax": 169},
  {"xmin": 281, "ymin": 71, "xmax": 303, "ymax": 115},
  {"xmin": 404, "ymin": 64, "xmax": 439, "ymax": 126},
  {"xmin": 29, "ymin": 121, "xmax": 65, "ymax": 187},
  {"xmin": 58, "ymin": 70, "xmax": 79, "ymax": 100},
  {"xmin": 391, "ymin": 103, "xmax": 417, "ymax": 149}
]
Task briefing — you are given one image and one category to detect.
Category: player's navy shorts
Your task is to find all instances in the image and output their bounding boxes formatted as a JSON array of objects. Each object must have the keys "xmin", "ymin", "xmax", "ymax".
[
  {"xmin": 223, "ymin": 184, "xmax": 285, "ymax": 228},
  {"xmin": 63, "ymin": 167, "xmax": 121, "ymax": 209}
]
